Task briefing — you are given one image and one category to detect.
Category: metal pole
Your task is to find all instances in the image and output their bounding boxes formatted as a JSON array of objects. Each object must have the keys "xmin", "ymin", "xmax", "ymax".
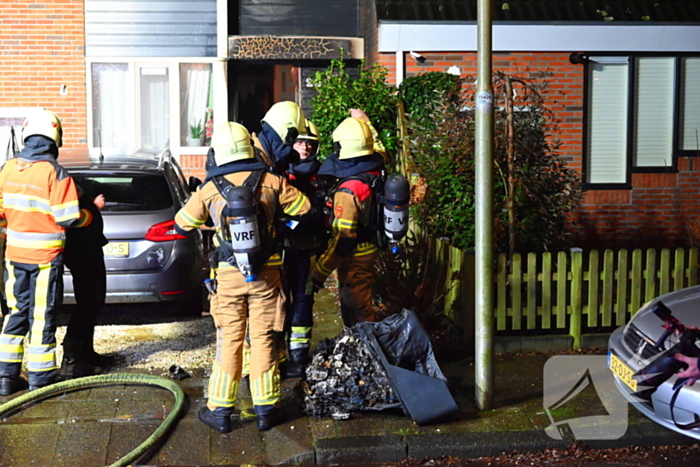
[{"xmin": 475, "ymin": 0, "xmax": 494, "ymax": 411}]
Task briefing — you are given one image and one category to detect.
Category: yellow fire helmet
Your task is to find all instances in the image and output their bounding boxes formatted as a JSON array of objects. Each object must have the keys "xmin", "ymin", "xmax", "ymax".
[
  {"xmin": 296, "ymin": 119, "xmax": 320, "ymax": 156},
  {"xmin": 298, "ymin": 120, "xmax": 319, "ymax": 142},
  {"xmin": 210, "ymin": 122, "xmax": 255, "ymax": 166},
  {"xmin": 332, "ymin": 117, "xmax": 374, "ymax": 160},
  {"xmin": 22, "ymin": 109, "xmax": 63, "ymax": 147},
  {"xmin": 261, "ymin": 101, "xmax": 305, "ymax": 145}
]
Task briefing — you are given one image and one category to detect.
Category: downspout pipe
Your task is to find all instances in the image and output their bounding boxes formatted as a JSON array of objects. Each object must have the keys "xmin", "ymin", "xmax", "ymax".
[{"xmin": 396, "ymin": 50, "xmax": 404, "ymax": 87}]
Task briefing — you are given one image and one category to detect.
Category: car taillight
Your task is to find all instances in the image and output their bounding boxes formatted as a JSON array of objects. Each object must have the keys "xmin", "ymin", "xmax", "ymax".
[{"xmin": 145, "ymin": 220, "xmax": 187, "ymax": 242}]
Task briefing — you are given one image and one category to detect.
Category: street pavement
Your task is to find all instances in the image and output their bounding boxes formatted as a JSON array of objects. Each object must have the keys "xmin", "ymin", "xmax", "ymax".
[
  {"xmin": 2, "ymin": 352, "xmax": 698, "ymax": 466},
  {"xmin": 1, "ymin": 293, "xmax": 698, "ymax": 465}
]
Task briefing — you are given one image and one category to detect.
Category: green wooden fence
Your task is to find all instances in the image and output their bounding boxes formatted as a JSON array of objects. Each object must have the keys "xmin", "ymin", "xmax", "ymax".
[{"xmin": 439, "ymin": 242, "xmax": 699, "ymax": 349}]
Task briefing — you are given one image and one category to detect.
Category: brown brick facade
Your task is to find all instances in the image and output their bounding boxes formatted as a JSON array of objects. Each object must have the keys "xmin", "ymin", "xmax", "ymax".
[
  {"xmin": 1, "ymin": 0, "xmax": 88, "ymax": 150},
  {"xmin": 179, "ymin": 154, "xmax": 207, "ymax": 181}
]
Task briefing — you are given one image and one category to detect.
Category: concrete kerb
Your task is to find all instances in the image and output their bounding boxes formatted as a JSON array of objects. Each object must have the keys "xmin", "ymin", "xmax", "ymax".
[
  {"xmin": 405, "ymin": 430, "xmax": 568, "ymax": 459},
  {"xmin": 311, "ymin": 423, "xmax": 699, "ymax": 465},
  {"xmin": 314, "ymin": 434, "xmax": 406, "ymax": 465}
]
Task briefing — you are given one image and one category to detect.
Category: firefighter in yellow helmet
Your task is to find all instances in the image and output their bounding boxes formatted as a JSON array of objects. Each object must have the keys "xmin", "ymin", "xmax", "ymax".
[
  {"xmin": 252, "ymin": 101, "xmax": 306, "ymax": 174},
  {"xmin": 175, "ymin": 122, "xmax": 311, "ymax": 433},
  {"xmin": 280, "ymin": 119, "xmax": 324, "ymax": 375},
  {"xmin": 311, "ymin": 111, "xmax": 386, "ymax": 326},
  {"xmin": 0, "ymin": 109, "xmax": 93, "ymax": 395}
]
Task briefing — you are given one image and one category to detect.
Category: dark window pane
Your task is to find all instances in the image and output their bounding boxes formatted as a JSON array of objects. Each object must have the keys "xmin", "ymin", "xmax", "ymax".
[{"xmin": 73, "ymin": 174, "xmax": 173, "ymax": 212}]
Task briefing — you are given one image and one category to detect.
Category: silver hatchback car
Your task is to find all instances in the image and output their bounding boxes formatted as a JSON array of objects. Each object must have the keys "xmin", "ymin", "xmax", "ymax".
[
  {"xmin": 60, "ymin": 151, "xmax": 206, "ymax": 310},
  {"xmin": 608, "ymin": 286, "xmax": 700, "ymax": 440}
]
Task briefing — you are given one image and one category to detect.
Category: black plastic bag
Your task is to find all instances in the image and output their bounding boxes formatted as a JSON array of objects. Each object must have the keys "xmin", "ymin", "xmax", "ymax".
[
  {"xmin": 355, "ymin": 309, "xmax": 458, "ymax": 425},
  {"xmin": 355, "ymin": 308, "xmax": 447, "ymax": 381}
]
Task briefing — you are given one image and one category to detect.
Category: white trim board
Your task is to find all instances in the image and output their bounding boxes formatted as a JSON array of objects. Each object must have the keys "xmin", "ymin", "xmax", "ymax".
[{"xmin": 379, "ymin": 23, "xmax": 700, "ymax": 53}]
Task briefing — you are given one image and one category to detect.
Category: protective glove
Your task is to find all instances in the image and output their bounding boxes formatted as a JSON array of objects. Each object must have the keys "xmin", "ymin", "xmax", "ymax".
[{"xmin": 312, "ymin": 278, "xmax": 325, "ymax": 294}]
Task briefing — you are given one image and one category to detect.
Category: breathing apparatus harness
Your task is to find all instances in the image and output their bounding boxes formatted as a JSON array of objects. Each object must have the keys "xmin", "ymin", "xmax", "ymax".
[
  {"xmin": 211, "ymin": 170, "xmax": 276, "ymax": 282},
  {"xmin": 322, "ymin": 171, "xmax": 410, "ymax": 253}
]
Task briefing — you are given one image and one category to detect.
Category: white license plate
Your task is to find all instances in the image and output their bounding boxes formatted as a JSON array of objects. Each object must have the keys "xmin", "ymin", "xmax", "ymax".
[
  {"xmin": 103, "ymin": 242, "xmax": 129, "ymax": 258},
  {"xmin": 608, "ymin": 351, "xmax": 638, "ymax": 392}
]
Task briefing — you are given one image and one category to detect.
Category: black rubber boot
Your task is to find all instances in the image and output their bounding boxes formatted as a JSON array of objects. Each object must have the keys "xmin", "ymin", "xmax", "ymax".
[
  {"xmin": 0, "ymin": 376, "xmax": 28, "ymax": 396},
  {"xmin": 60, "ymin": 339, "xmax": 102, "ymax": 380},
  {"xmin": 279, "ymin": 359, "xmax": 304, "ymax": 379},
  {"xmin": 83, "ymin": 329, "xmax": 116, "ymax": 367},
  {"xmin": 198, "ymin": 406, "xmax": 233, "ymax": 433},
  {"xmin": 254, "ymin": 405, "xmax": 285, "ymax": 431},
  {"xmin": 29, "ymin": 378, "xmax": 57, "ymax": 392},
  {"xmin": 290, "ymin": 348, "xmax": 310, "ymax": 366}
]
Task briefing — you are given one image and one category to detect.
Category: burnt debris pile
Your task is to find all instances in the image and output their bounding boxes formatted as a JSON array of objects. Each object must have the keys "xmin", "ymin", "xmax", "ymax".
[{"xmin": 302, "ymin": 327, "xmax": 401, "ymax": 418}]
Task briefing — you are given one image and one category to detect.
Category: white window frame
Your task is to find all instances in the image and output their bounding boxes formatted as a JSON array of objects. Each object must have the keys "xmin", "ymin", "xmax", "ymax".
[
  {"xmin": 86, "ymin": 57, "xmax": 228, "ymax": 161},
  {"xmin": 585, "ymin": 53, "xmax": 700, "ymax": 187}
]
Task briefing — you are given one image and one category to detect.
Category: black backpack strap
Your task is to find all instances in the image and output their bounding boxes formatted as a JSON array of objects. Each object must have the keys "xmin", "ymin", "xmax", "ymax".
[
  {"xmin": 242, "ymin": 169, "xmax": 265, "ymax": 193},
  {"xmin": 212, "ymin": 170, "xmax": 265, "ymax": 213}
]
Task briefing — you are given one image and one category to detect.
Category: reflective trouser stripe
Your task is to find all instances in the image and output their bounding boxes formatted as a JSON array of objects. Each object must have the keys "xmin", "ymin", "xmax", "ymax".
[
  {"xmin": 207, "ymin": 360, "xmax": 238, "ymax": 408},
  {"xmin": 4, "ymin": 260, "xmax": 17, "ymax": 312},
  {"xmin": 289, "ymin": 326, "xmax": 312, "ymax": 351},
  {"xmin": 28, "ymin": 264, "xmax": 55, "ymax": 372},
  {"xmin": 0, "ymin": 335, "xmax": 24, "ymax": 362},
  {"xmin": 251, "ymin": 365, "xmax": 281, "ymax": 406},
  {"xmin": 241, "ymin": 342, "xmax": 250, "ymax": 377},
  {"xmin": 277, "ymin": 338, "xmax": 287, "ymax": 363}
]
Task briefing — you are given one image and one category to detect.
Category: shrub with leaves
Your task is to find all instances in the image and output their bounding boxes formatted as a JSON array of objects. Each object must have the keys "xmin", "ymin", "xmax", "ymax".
[
  {"xmin": 400, "ymin": 71, "xmax": 582, "ymax": 253},
  {"xmin": 398, "ymin": 71, "xmax": 462, "ymax": 135},
  {"xmin": 309, "ymin": 59, "xmax": 398, "ymax": 162},
  {"xmin": 373, "ymin": 231, "xmax": 438, "ymax": 320}
]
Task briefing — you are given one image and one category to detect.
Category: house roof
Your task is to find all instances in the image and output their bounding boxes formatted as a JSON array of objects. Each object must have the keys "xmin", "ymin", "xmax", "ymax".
[{"xmin": 375, "ymin": 0, "xmax": 700, "ymax": 23}]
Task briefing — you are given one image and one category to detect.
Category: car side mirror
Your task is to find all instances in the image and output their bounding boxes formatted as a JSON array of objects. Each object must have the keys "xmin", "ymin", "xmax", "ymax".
[{"xmin": 188, "ymin": 176, "xmax": 202, "ymax": 193}]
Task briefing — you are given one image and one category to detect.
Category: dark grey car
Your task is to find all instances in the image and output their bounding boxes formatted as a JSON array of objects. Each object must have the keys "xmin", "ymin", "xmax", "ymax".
[
  {"xmin": 608, "ymin": 286, "xmax": 700, "ymax": 439},
  {"xmin": 60, "ymin": 151, "xmax": 205, "ymax": 310}
]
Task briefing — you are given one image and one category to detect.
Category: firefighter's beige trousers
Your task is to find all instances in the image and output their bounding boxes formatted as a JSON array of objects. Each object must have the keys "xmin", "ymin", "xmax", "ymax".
[
  {"xmin": 206, "ymin": 266, "xmax": 285, "ymax": 411},
  {"xmin": 338, "ymin": 243, "xmax": 377, "ymax": 326}
]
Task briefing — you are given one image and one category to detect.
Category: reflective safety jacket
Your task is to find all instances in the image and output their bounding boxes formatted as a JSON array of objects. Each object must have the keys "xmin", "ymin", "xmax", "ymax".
[
  {"xmin": 0, "ymin": 138, "xmax": 89, "ymax": 264},
  {"xmin": 311, "ymin": 174, "xmax": 379, "ymax": 284},
  {"xmin": 175, "ymin": 170, "xmax": 311, "ymax": 271}
]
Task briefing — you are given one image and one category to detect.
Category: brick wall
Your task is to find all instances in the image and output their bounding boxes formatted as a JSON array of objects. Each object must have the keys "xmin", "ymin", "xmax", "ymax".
[
  {"xmin": 0, "ymin": 0, "xmax": 88, "ymax": 150},
  {"xmin": 376, "ymin": 50, "xmax": 697, "ymax": 248},
  {"xmin": 576, "ymin": 158, "xmax": 700, "ymax": 248},
  {"xmin": 180, "ymin": 154, "xmax": 207, "ymax": 181}
]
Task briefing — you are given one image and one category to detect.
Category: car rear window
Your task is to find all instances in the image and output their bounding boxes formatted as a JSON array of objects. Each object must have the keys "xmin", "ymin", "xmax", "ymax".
[{"xmin": 72, "ymin": 174, "xmax": 173, "ymax": 212}]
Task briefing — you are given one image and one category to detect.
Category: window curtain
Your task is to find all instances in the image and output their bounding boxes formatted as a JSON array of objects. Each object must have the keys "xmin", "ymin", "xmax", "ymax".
[
  {"xmin": 139, "ymin": 67, "xmax": 170, "ymax": 151},
  {"xmin": 92, "ymin": 63, "xmax": 130, "ymax": 154},
  {"xmin": 180, "ymin": 64, "xmax": 212, "ymax": 146}
]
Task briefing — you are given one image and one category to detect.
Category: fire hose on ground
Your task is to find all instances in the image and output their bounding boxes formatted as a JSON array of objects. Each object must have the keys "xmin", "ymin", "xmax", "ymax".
[{"xmin": 0, "ymin": 373, "xmax": 186, "ymax": 467}]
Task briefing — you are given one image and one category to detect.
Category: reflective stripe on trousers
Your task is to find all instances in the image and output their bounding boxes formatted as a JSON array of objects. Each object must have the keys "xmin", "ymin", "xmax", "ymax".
[
  {"xmin": 289, "ymin": 326, "xmax": 312, "ymax": 351},
  {"xmin": 0, "ymin": 256, "xmax": 63, "ymax": 385}
]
